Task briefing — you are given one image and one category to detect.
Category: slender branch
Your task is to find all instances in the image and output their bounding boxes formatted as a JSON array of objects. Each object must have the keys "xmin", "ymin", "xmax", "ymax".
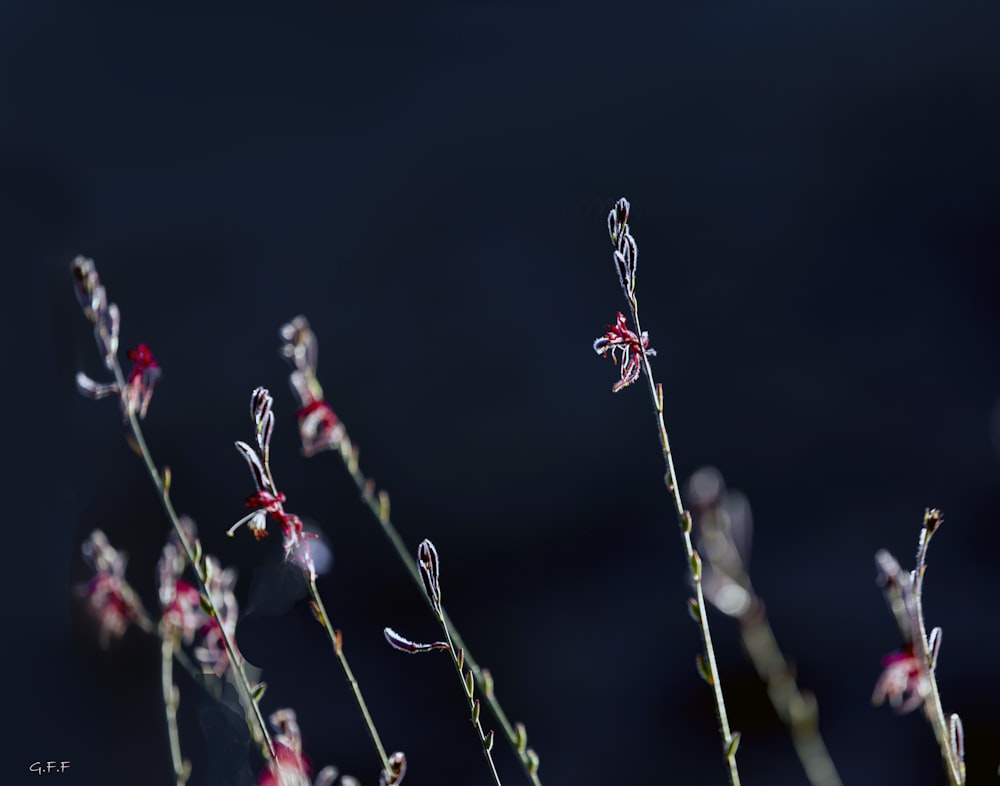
[
  {"xmin": 306, "ymin": 580, "xmax": 391, "ymax": 775},
  {"xmin": 409, "ymin": 539, "xmax": 503, "ymax": 785},
  {"xmin": 738, "ymin": 601, "xmax": 841, "ymax": 786},
  {"xmin": 278, "ymin": 313, "xmax": 542, "ymax": 785},
  {"xmin": 875, "ymin": 510, "xmax": 965, "ymax": 786},
  {"xmin": 691, "ymin": 471, "xmax": 842, "ymax": 786},
  {"xmin": 71, "ymin": 257, "xmax": 280, "ymax": 777},
  {"xmin": 161, "ymin": 629, "xmax": 190, "ymax": 786},
  {"xmin": 348, "ymin": 462, "xmax": 542, "ymax": 786},
  {"xmin": 114, "ymin": 380, "xmax": 278, "ymax": 766},
  {"xmin": 628, "ymin": 292, "xmax": 742, "ymax": 786},
  {"xmin": 435, "ymin": 605, "xmax": 504, "ymax": 786},
  {"xmin": 911, "ymin": 516, "xmax": 965, "ymax": 786}
]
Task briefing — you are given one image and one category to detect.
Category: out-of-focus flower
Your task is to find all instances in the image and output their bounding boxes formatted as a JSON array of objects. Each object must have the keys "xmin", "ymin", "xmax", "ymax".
[
  {"xmin": 76, "ymin": 341, "xmax": 162, "ymax": 421},
  {"xmin": 71, "ymin": 257, "xmax": 161, "ymax": 420},
  {"xmin": 872, "ymin": 644, "xmax": 928, "ymax": 714},
  {"xmin": 593, "ymin": 311, "xmax": 656, "ymax": 393},
  {"xmin": 280, "ymin": 316, "xmax": 346, "ymax": 456},
  {"xmin": 158, "ymin": 520, "xmax": 240, "ymax": 676},
  {"xmin": 77, "ymin": 530, "xmax": 150, "ymax": 648},
  {"xmin": 122, "ymin": 342, "xmax": 161, "ymax": 419},
  {"xmin": 192, "ymin": 555, "xmax": 239, "ymax": 677},
  {"xmin": 257, "ymin": 709, "xmax": 345, "ymax": 786}
]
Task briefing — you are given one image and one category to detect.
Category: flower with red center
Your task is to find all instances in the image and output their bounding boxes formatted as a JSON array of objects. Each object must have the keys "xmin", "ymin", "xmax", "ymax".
[
  {"xmin": 230, "ymin": 387, "xmax": 318, "ymax": 580},
  {"xmin": 872, "ymin": 643, "xmax": 928, "ymax": 714},
  {"xmin": 593, "ymin": 311, "xmax": 656, "ymax": 392},
  {"xmin": 121, "ymin": 342, "xmax": 161, "ymax": 419}
]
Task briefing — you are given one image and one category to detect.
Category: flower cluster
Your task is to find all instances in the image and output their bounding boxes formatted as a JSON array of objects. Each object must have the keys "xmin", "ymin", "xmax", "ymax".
[
  {"xmin": 593, "ymin": 198, "xmax": 657, "ymax": 393},
  {"xmin": 593, "ymin": 311, "xmax": 656, "ymax": 392},
  {"xmin": 158, "ymin": 519, "xmax": 239, "ymax": 677},
  {"xmin": 280, "ymin": 316, "xmax": 345, "ymax": 456},
  {"xmin": 229, "ymin": 387, "xmax": 318, "ymax": 581},
  {"xmin": 72, "ymin": 256, "xmax": 161, "ymax": 419},
  {"xmin": 76, "ymin": 530, "xmax": 150, "ymax": 648}
]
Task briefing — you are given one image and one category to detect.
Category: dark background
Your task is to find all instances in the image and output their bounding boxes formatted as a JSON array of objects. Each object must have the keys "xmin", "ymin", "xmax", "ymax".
[{"xmin": 4, "ymin": 1, "xmax": 1000, "ymax": 784}]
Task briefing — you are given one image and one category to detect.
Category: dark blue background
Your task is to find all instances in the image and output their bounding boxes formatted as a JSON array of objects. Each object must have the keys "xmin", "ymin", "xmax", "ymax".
[{"xmin": 4, "ymin": 1, "xmax": 1000, "ymax": 784}]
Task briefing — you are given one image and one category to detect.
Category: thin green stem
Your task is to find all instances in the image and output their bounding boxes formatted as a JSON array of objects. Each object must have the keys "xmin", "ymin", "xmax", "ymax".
[
  {"xmin": 342, "ymin": 452, "xmax": 543, "ymax": 786},
  {"xmin": 108, "ymin": 362, "xmax": 279, "ymax": 769},
  {"xmin": 306, "ymin": 579, "xmax": 391, "ymax": 775},
  {"xmin": 433, "ymin": 605, "xmax": 503, "ymax": 786},
  {"xmin": 628, "ymin": 295, "xmax": 742, "ymax": 786}
]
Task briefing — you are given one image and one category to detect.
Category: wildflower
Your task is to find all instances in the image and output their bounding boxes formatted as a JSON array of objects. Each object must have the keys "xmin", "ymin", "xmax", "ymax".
[
  {"xmin": 76, "ymin": 341, "xmax": 161, "ymax": 420},
  {"xmin": 230, "ymin": 387, "xmax": 318, "ymax": 581},
  {"xmin": 122, "ymin": 342, "xmax": 161, "ymax": 419},
  {"xmin": 157, "ymin": 519, "xmax": 203, "ymax": 643},
  {"xmin": 872, "ymin": 644, "xmax": 928, "ymax": 714},
  {"xmin": 77, "ymin": 530, "xmax": 149, "ymax": 648},
  {"xmin": 192, "ymin": 555, "xmax": 240, "ymax": 676},
  {"xmin": 280, "ymin": 316, "xmax": 346, "ymax": 455},
  {"xmin": 258, "ymin": 709, "xmax": 343, "ymax": 786},
  {"xmin": 593, "ymin": 311, "xmax": 656, "ymax": 392},
  {"xmin": 157, "ymin": 521, "xmax": 240, "ymax": 676}
]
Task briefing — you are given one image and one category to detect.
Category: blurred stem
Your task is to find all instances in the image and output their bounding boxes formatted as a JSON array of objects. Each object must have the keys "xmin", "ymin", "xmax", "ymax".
[
  {"xmin": 161, "ymin": 629, "xmax": 189, "ymax": 786},
  {"xmin": 738, "ymin": 599, "xmax": 842, "ymax": 786},
  {"xmin": 628, "ymin": 294, "xmax": 742, "ymax": 786},
  {"xmin": 696, "ymin": 491, "xmax": 842, "ymax": 786}
]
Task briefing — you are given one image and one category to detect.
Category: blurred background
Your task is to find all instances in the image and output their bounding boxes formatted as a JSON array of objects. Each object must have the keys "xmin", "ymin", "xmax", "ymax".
[{"xmin": 4, "ymin": 0, "xmax": 1000, "ymax": 784}]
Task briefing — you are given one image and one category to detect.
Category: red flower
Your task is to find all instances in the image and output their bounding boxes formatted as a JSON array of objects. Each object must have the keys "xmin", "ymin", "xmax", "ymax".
[
  {"xmin": 593, "ymin": 311, "xmax": 656, "ymax": 392},
  {"xmin": 123, "ymin": 342, "xmax": 161, "ymax": 419},
  {"xmin": 872, "ymin": 644, "xmax": 928, "ymax": 713},
  {"xmin": 230, "ymin": 388, "xmax": 318, "ymax": 580},
  {"xmin": 76, "ymin": 530, "xmax": 148, "ymax": 648}
]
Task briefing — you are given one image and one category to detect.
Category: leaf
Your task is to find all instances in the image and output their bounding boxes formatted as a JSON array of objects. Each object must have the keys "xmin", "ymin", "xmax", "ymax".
[
  {"xmin": 695, "ymin": 654, "xmax": 714, "ymax": 684},
  {"xmin": 726, "ymin": 731, "xmax": 741, "ymax": 760}
]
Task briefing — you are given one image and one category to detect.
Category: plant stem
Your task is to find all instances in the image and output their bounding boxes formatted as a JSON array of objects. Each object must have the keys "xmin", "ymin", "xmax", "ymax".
[
  {"xmin": 344, "ymin": 453, "xmax": 543, "ymax": 786},
  {"xmin": 306, "ymin": 579, "xmax": 391, "ymax": 775},
  {"xmin": 109, "ymin": 362, "xmax": 280, "ymax": 769},
  {"xmin": 628, "ymin": 294, "xmax": 742, "ymax": 786},
  {"xmin": 440, "ymin": 620, "xmax": 503, "ymax": 786},
  {"xmin": 911, "ymin": 525, "xmax": 964, "ymax": 786},
  {"xmin": 161, "ymin": 629, "xmax": 189, "ymax": 786},
  {"xmin": 738, "ymin": 600, "xmax": 842, "ymax": 786}
]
